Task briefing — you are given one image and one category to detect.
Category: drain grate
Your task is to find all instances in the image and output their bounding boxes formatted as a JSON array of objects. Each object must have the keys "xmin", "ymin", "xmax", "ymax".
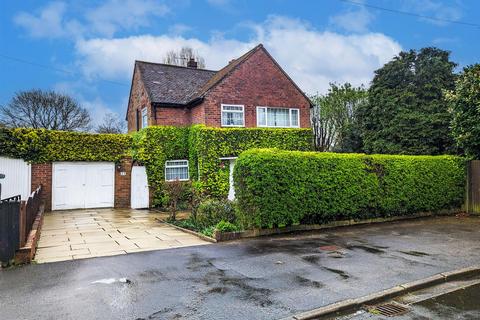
[{"xmin": 368, "ymin": 303, "xmax": 409, "ymax": 317}]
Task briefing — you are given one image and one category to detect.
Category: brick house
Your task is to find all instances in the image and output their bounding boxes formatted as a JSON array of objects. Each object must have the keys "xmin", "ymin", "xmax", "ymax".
[
  {"xmin": 0, "ymin": 45, "xmax": 313, "ymax": 213},
  {"xmin": 126, "ymin": 44, "xmax": 312, "ymax": 132}
]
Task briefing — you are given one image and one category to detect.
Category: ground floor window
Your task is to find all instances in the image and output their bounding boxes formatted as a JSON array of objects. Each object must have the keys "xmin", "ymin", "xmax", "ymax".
[
  {"xmin": 165, "ymin": 160, "xmax": 189, "ymax": 181},
  {"xmin": 257, "ymin": 107, "xmax": 300, "ymax": 128}
]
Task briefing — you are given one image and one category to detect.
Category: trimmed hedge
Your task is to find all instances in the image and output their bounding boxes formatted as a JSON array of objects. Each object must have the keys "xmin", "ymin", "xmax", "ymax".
[
  {"xmin": 234, "ymin": 149, "xmax": 466, "ymax": 229},
  {"xmin": 0, "ymin": 128, "xmax": 131, "ymax": 163},
  {"xmin": 190, "ymin": 125, "xmax": 313, "ymax": 197}
]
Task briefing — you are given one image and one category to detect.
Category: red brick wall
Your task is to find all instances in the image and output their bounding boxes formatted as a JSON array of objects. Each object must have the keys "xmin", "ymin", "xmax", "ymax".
[
  {"xmin": 114, "ymin": 158, "xmax": 132, "ymax": 208},
  {"xmin": 127, "ymin": 47, "xmax": 311, "ymax": 129},
  {"xmin": 31, "ymin": 163, "xmax": 52, "ymax": 212},
  {"xmin": 154, "ymin": 107, "xmax": 191, "ymax": 126},
  {"xmin": 191, "ymin": 104, "xmax": 206, "ymax": 125},
  {"xmin": 201, "ymin": 48, "xmax": 311, "ymax": 128},
  {"xmin": 127, "ymin": 65, "xmax": 153, "ymax": 133}
]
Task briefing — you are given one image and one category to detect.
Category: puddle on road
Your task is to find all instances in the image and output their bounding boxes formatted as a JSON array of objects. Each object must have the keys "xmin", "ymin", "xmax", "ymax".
[
  {"xmin": 294, "ymin": 275, "xmax": 324, "ymax": 288},
  {"xmin": 400, "ymin": 250, "xmax": 430, "ymax": 257},
  {"xmin": 347, "ymin": 245, "xmax": 385, "ymax": 254},
  {"xmin": 323, "ymin": 267, "xmax": 350, "ymax": 279},
  {"xmin": 91, "ymin": 278, "xmax": 131, "ymax": 285}
]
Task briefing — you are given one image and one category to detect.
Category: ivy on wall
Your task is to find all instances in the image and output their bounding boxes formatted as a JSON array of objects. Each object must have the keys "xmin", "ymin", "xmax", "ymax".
[
  {"xmin": 1, "ymin": 126, "xmax": 314, "ymax": 207},
  {"xmin": 131, "ymin": 125, "xmax": 314, "ymax": 204},
  {"xmin": 132, "ymin": 126, "xmax": 191, "ymax": 206},
  {"xmin": 189, "ymin": 125, "xmax": 314, "ymax": 197},
  {"xmin": 0, "ymin": 128, "xmax": 131, "ymax": 163}
]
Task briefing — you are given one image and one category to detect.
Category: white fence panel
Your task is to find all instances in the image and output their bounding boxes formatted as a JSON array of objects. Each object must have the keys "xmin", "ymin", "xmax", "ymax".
[{"xmin": 0, "ymin": 157, "xmax": 31, "ymax": 200}]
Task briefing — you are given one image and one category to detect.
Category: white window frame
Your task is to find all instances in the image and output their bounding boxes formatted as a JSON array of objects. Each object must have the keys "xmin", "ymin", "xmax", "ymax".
[
  {"xmin": 221, "ymin": 104, "xmax": 245, "ymax": 127},
  {"xmin": 164, "ymin": 160, "xmax": 189, "ymax": 181},
  {"xmin": 256, "ymin": 107, "xmax": 300, "ymax": 128},
  {"xmin": 141, "ymin": 107, "xmax": 148, "ymax": 129}
]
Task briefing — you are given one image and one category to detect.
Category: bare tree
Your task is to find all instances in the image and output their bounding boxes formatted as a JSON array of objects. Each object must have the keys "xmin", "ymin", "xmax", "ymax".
[
  {"xmin": 96, "ymin": 112, "xmax": 126, "ymax": 134},
  {"xmin": 163, "ymin": 47, "xmax": 206, "ymax": 69},
  {"xmin": 0, "ymin": 89, "xmax": 91, "ymax": 131}
]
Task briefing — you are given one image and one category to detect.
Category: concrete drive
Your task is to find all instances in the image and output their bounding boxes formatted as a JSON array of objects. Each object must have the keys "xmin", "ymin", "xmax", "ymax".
[
  {"xmin": 35, "ymin": 209, "xmax": 209, "ymax": 263},
  {"xmin": 1, "ymin": 216, "xmax": 480, "ymax": 320}
]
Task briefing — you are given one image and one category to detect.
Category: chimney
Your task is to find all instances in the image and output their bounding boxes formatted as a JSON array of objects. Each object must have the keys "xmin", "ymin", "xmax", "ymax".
[{"xmin": 187, "ymin": 58, "xmax": 198, "ymax": 68}]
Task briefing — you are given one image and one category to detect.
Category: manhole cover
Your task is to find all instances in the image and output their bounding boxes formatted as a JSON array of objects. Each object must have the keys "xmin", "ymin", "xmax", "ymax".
[{"xmin": 368, "ymin": 303, "xmax": 409, "ymax": 317}]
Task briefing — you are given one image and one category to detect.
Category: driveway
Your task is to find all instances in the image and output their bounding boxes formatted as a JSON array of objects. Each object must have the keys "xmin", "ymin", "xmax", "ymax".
[
  {"xmin": 1, "ymin": 215, "xmax": 480, "ymax": 320},
  {"xmin": 35, "ymin": 209, "xmax": 209, "ymax": 263}
]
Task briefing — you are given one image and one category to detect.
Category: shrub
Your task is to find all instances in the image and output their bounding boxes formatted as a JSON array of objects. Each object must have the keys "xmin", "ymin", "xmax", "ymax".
[
  {"xmin": 162, "ymin": 180, "xmax": 190, "ymax": 221},
  {"xmin": 195, "ymin": 199, "xmax": 236, "ymax": 229},
  {"xmin": 234, "ymin": 148, "xmax": 466, "ymax": 229},
  {"xmin": 214, "ymin": 220, "xmax": 240, "ymax": 233}
]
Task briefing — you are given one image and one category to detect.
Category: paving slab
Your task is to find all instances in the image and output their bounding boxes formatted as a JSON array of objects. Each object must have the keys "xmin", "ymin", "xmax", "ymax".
[{"xmin": 33, "ymin": 208, "xmax": 209, "ymax": 263}]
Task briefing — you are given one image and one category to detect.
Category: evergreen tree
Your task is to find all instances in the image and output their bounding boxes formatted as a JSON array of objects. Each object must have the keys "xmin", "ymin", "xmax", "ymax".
[{"xmin": 359, "ymin": 47, "xmax": 456, "ymax": 155}]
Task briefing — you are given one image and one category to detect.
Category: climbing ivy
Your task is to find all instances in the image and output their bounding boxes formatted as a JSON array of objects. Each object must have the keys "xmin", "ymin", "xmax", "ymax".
[{"xmin": 0, "ymin": 128, "xmax": 131, "ymax": 163}]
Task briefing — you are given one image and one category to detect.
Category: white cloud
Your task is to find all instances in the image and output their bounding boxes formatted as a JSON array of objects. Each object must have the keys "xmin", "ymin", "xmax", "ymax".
[
  {"xmin": 14, "ymin": 2, "xmax": 67, "ymax": 38},
  {"xmin": 168, "ymin": 24, "xmax": 192, "ymax": 36},
  {"xmin": 14, "ymin": 0, "xmax": 169, "ymax": 39},
  {"xmin": 330, "ymin": 6, "xmax": 374, "ymax": 33},
  {"xmin": 85, "ymin": 0, "xmax": 169, "ymax": 37},
  {"xmin": 401, "ymin": 0, "xmax": 462, "ymax": 26},
  {"xmin": 75, "ymin": 16, "xmax": 401, "ymax": 94},
  {"xmin": 53, "ymin": 80, "xmax": 125, "ymax": 127}
]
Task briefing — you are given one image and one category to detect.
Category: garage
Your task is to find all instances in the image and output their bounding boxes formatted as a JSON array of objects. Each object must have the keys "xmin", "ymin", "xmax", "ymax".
[{"xmin": 52, "ymin": 162, "xmax": 115, "ymax": 210}]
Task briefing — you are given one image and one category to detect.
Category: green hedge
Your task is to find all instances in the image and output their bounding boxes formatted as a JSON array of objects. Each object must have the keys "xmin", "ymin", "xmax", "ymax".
[
  {"xmin": 190, "ymin": 125, "xmax": 313, "ymax": 197},
  {"xmin": 234, "ymin": 149, "xmax": 466, "ymax": 229},
  {"xmin": 0, "ymin": 128, "xmax": 131, "ymax": 163}
]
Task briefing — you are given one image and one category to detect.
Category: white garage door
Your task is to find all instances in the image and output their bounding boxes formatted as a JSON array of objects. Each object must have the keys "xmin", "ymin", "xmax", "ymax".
[{"xmin": 52, "ymin": 162, "xmax": 115, "ymax": 210}]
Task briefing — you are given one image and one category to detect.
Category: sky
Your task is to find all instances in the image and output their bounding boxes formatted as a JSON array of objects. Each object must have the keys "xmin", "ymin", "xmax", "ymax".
[{"xmin": 1, "ymin": 0, "xmax": 479, "ymax": 125}]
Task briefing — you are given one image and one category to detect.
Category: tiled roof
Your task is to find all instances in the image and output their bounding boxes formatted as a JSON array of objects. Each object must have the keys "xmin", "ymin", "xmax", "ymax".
[
  {"xmin": 132, "ymin": 44, "xmax": 312, "ymax": 107},
  {"xmin": 135, "ymin": 61, "xmax": 216, "ymax": 105}
]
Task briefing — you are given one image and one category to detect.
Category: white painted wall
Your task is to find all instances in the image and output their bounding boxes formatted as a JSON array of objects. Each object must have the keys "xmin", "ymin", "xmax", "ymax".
[
  {"xmin": 131, "ymin": 166, "xmax": 149, "ymax": 209},
  {"xmin": 228, "ymin": 159, "xmax": 236, "ymax": 201},
  {"xmin": 0, "ymin": 156, "xmax": 31, "ymax": 200}
]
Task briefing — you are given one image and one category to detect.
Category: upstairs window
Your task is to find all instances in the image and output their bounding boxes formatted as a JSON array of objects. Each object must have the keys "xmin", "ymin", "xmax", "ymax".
[
  {"xmin": 141, "ymin": 107, "xmax": 148, "ymax": 128},
  {"xmin": 221, "ymin": 104, "xmax": 244, "ymax": 127},
  {"xmin": 257, "ymin": 107, "xmax": 300, "ymax": 128},
  {"xmin": 165, "ymin": 160, "xmax": 189, "ymax": 181}
]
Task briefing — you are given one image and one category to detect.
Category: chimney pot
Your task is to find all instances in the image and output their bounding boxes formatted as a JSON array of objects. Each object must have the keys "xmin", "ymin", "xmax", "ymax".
[{"xmin": 187, "ymin": 58, "xmax": 198, "ymax": 68}]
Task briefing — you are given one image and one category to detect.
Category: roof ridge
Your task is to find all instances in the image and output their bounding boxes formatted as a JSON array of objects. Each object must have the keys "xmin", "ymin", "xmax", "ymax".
[
  {"xmin": 135, "ymin": 60, "xmax": 217, "ymax": 73},
  {"xmin": 191, "ymin": 44, "xmax": 264, "ymax": 99}
]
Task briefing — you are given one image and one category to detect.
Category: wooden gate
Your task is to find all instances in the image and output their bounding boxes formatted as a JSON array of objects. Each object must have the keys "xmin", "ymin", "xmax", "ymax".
[{"xmin": 466, "ymin": 160, "xmax": 480, "ymax": 214}]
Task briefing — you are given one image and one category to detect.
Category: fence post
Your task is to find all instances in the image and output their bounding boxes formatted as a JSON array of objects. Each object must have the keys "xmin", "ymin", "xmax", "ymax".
[
  {"xmin": 466, "ymin": 160, "xmax": 480, "ymax": 214},
  {"xmin": 19, "ymin": 201, "xmax": 26, "ymax": 248}
]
